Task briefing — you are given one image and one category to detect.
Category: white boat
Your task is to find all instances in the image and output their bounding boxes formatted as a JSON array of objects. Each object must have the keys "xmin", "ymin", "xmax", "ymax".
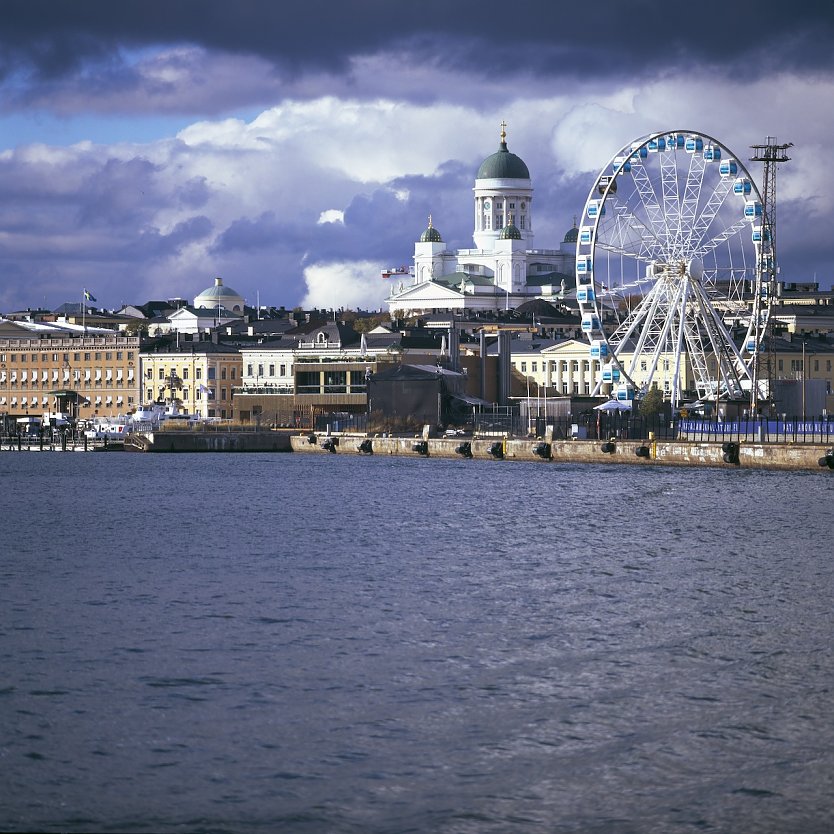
[
  {"xmin": 84, "ymin": 420, "xmax": 129, "ymax": 440},
  {"xmin": 130, "ymin": 402, "xmax": 198, "ymax": 429}
]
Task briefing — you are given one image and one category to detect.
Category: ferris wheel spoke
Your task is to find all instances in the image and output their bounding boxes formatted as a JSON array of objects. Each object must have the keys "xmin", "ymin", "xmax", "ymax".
[
  {"xmin": 676, "ymin": 151, "xmax": 707, "ymax": 257},
  {"xmin": 629, "ymin": 162, "xmax": 670, "ymax": 251},
  {"xmin": 688, "ymin": 177, "xmax": 735, "ymax": 254}
]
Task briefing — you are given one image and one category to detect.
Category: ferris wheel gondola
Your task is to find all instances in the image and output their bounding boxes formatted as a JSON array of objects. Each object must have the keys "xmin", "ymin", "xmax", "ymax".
[{"xmin": 575, "ymin": 130, "xmax": 773, "ymax": 408}]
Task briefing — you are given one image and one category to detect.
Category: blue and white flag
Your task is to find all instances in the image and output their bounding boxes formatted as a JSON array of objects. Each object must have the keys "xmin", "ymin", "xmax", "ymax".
[{"xmin": 84, "ymin": 290, "xmax": 97, "ymax": 302}]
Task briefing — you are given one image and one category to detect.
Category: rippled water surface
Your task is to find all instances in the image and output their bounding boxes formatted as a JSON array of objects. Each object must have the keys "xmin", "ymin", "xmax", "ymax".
[{"xmin": 1, "ymin": 452, "xmax": 833, "ymax": 833}]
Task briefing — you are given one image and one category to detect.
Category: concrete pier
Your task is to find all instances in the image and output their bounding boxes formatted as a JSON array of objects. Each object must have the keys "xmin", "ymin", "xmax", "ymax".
[{"xmin": 290, "ymin": 433, "xmax": 834, "ymax": 472}]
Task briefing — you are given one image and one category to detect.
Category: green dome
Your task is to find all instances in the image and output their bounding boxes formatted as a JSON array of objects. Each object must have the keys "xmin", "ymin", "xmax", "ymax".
[
  {"xmin": 477, "ymin": 140, "xmax": 530, "ymax": 180},
  {"xmin": 419, "ymin": 216, "xmax": 443, "ymax": 243},
  {"xmin": 499, "ymin": 223, "xmax": 522, "ymax": 240},
  {"xmin": 563, "ymin": 223, "xmax": 579, "ymax": 243}
]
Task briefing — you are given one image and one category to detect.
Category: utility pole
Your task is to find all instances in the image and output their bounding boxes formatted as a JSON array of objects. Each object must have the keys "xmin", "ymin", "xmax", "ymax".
[{"xmin": 749, "ymin": 137, "xmax": 792, "ymax": 416}]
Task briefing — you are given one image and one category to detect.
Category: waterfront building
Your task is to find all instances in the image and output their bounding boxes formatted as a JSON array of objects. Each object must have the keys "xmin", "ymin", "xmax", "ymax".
[
  {"xmin": 139, "ymin": 336, "xmax": 242, "ymax": 420},
  {"xmin": 232, "ymin": 320, "xmax": 459, "ymax": 424},
  {"xmin": 386, "ymin": 125, "xmax": 578, "ymax": 317},
  {"xmin": 233, "ymin": 321, "xmax": 402, "ymax": 425},
  {"xmin": 499, "ymin": 336, "xmax": 693, "ymax": 403},
  {"xmin": 0, "ymin": 319, "xmax": 139, "ymax": 421}
]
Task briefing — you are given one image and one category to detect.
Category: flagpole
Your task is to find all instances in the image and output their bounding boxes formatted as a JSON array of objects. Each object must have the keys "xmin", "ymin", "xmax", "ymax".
[{"xmin": 82, "ymin": 288, "xmax": 86, "ymax": 334}]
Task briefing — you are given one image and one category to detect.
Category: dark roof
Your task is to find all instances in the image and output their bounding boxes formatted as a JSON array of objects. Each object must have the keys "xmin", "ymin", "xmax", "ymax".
[
  {"xmin": 514, "ymin": 298, "xmax": 566, "ymax": 318},
  {"xmin": 371, "ymin": 363, "xmax": 463, "ymax": 382},
  {"xmin": 140, "ymin": 335, "xmax": 240, "ymax": 355},
  {"xmin": 477, "ymin": 140, "xmax": 530, "ymax": 179}
]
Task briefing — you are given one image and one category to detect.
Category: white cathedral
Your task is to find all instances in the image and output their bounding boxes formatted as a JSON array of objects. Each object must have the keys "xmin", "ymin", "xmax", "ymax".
[{"xmin": 386, "ymin": 124, "xmax": 578, "ymax": 317}]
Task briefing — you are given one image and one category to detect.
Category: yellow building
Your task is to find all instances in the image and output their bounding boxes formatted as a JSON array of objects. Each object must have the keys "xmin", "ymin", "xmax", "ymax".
[
  {"xmin": 139, "ymin": 337, "xmax": 241, "ymax": 419},
  {"xmin": 0, "ymin": 321, "xmax": 139, "ymax": 421},
  {"xmin": 510, "ymin": 338, "xmax": 690, "ymax": 399}
]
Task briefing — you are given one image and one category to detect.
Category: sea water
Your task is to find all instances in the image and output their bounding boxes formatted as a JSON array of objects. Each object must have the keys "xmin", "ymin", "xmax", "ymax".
[{"xmin": 1, "ymin": 452, "xmax": 833, "ymax": 833}]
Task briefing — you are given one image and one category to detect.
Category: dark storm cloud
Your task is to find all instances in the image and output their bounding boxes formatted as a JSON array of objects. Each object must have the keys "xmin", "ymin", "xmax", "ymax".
[
  {"xmin": 126, "ymin": 215, "xmax": 214, "ymax": 260},
  {"xmin": 2, "ymin": 0, "xmax": 833, "ymax": 94},
  {"xmin": 213, "ymin": 211, "xmax": 297, "ymax": 254}
]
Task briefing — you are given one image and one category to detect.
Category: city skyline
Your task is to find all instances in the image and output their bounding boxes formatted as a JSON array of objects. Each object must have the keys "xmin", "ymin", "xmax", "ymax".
[{"xmin": 1, "ymin": 0, "xmax": 833, "ymax": 314}]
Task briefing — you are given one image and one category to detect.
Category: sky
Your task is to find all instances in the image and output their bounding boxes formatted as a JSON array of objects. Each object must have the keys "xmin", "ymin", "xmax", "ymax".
[{"xmin": 1, "ymin": 0, "xmax": 833, "ymax": 314}]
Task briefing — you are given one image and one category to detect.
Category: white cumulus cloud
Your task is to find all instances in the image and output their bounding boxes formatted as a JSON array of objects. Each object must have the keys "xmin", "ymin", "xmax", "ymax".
[{"xmin": 301, "ymin": 261, "xmax": 387, "ymax": 311}]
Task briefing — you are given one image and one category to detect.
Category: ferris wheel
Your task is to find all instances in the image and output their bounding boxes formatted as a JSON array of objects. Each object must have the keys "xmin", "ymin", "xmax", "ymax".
[{"xmin": 575, "ymin": 130, "xmax": 773, "ymax": 409}]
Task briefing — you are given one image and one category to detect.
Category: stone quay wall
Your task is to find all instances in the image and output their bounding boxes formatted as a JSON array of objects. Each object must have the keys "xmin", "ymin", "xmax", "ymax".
[{"xmin": 290, "ymin": 433, "xmax": 834, "ymax": 472}]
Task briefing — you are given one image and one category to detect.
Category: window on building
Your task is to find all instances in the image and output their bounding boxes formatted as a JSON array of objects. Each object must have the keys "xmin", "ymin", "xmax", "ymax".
[
  {"xmin": 183, "ymin": 368, "xmax": 189, "ymax": 379},
  {"xmin": 641, "ymin": 361, "xmax": 647, "ymax": 371},
  {"xmin": 220, "ymin": 388, "xmax": 227, "ymax": 401},
  {"xmin": 221, "ymin": 368, "xmax": 227, "ymax": 380},
  {"xmin": 183, "ymin": 387, "xmax": 189, "ymax": 400},
  {"xmin": 573, "ymin": 383, "xmax": 579, "ymax": 394},
  {"xmin": 280, "ymin": 364, "xmax": 286, "ymax": 376},
  {"xmin": 571, "ymin": 361, "xmax": 579, "ymax": 371},
  {"xmin": 269, "ymin": 364, "xmax": 275, "ymax": 376},
  {"xmin": 257, "ymin": 364, "xmax": 263, "ymax": 376},
  {"xmin": 247, "ymin": 364, "xmax": 253, "ymax": 376},
  {"xmin": 20, "ymin": 354, "xmax": 26, "ymax": 362},
  {"xmin": 521, "ymin": 362, "xmax": 527, "ymax": 373},
  {"xmin": 584, "ymin": 383, "xmax": 590, "ymax": 394},
  {"xmin": 106, "ymin": 352, "xmax": 112, "ymax": 360},
  {"xmin": 531, "ymin": 362, "xmax": 538, "ymax": 372},
  {"xmin": 231, "ymin": 368, "xmax": 235, "ymax": 380},
  {"xmin": 208, "ymin": 367, "xmax": 216, "ymax": 380},
  {"xmin": 116, "ymin": 352, "xmax": 123, "ymax": 360},
  {"xmin": 196, "ymin": 368, "xmax": 202, "ymax": 380},
  {"xmin": 778, "ymin": 359, "xmax": 783, "ymax": 371},
  {"xmin": 814, "ymin": 359, "xmax": 819, "ymax": 372},
  {"xmin": 158, "ymin": 369, "xmax": 165, "ymax": 380}
]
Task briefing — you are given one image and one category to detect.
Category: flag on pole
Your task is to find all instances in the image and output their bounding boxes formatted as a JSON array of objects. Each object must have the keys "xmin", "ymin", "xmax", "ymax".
[
  {"xmin": 198, "ymin": 384, "xmax": 213, "ymax": 397},
  {"xmin": 84, "ymin": 290, "xmax": 97, "ymax": 302}
]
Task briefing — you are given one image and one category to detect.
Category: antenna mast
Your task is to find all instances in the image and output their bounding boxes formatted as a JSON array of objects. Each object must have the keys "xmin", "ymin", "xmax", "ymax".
[{"xmin": 749, "ymin": 136, "xmax": 792, "ymax": 414}]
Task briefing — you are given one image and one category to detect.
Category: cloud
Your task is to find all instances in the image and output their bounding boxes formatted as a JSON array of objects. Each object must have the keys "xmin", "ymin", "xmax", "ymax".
[
  {"xmin": 1, "ymin": 62, "xmax": 834, "ymax": 314},
  {"xmin": 300, "ymin": 261, "xmax": 387, "ymax": 311}
]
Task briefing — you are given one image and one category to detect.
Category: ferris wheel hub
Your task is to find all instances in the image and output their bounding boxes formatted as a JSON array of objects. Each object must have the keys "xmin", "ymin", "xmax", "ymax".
[{"xmin": 687, "ymin": 257, "xmax": 704, "ymax": 282}]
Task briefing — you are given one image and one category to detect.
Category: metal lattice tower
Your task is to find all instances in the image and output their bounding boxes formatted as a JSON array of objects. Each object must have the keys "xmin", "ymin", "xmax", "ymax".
[{"xmin": 749, "ymin": 136, "xmax": 792, "ymax": 413}]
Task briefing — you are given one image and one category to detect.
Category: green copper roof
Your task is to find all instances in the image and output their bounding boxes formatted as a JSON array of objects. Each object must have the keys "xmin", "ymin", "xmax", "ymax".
[
  {"xmin": 419, "ymin": 215, "xmax": 443, "ymax": 243},
  {"xmin": 499, "ymin": 223, "xmax": 522, "ymax": 240},
  {"xmin": 477, "ymin": 141, "xmax": 530, "ymax": 180},
  {"xmin": 563, "ymin": 225, "xmax": 579, "ymax": 243},
  {"xmin": 420, "ymin": 225, "xmax": 443, "ymax": 243}
]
